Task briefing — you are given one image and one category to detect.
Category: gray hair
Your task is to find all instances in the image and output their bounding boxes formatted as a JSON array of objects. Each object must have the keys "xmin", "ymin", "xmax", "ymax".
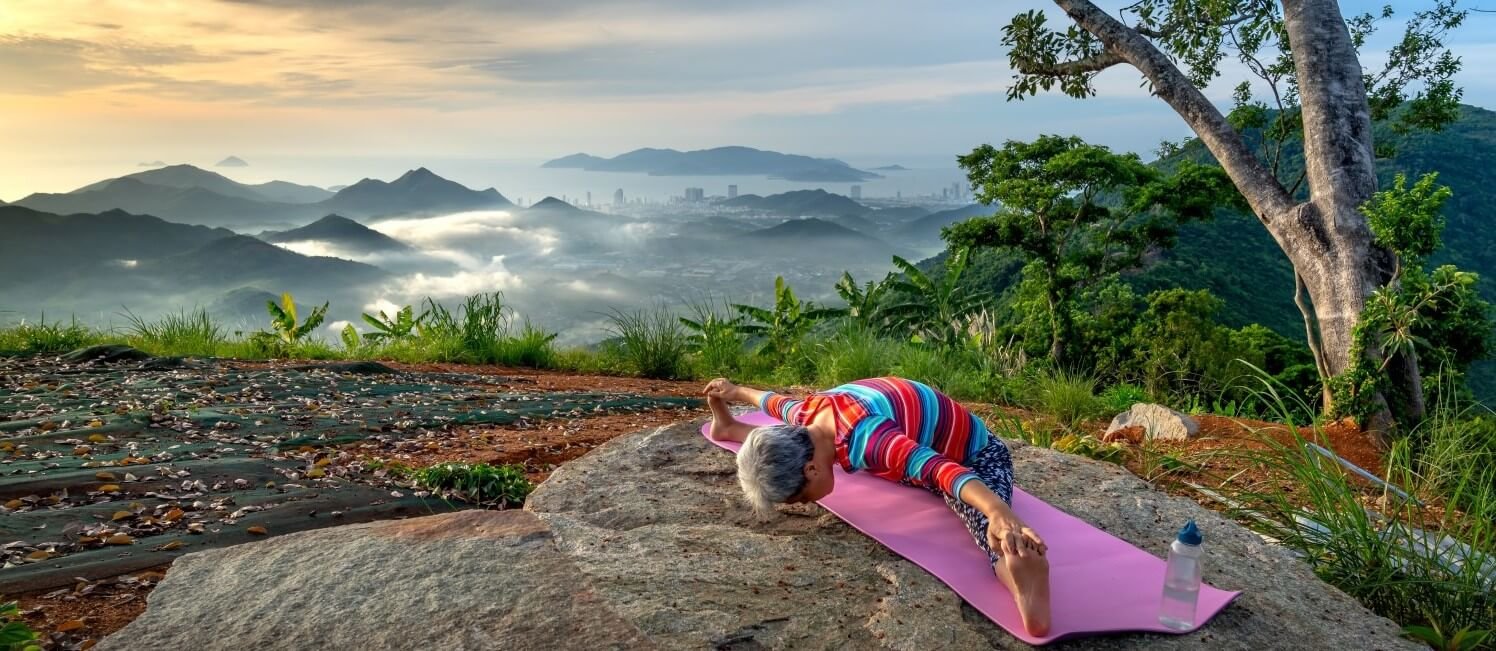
[{"xmin": 736, "ymin": 425, "xmax": 814, "ymax": 516}]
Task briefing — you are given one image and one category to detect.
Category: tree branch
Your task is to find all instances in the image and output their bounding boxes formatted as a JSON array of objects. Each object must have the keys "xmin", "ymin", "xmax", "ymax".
[
  {"xmin": 1014, "ymin": 51, "xmax": 1126, "ymax": 76},
  {"xmin": 1052, "ymin": 0, "xmax": 1297, "ymax": 224}
]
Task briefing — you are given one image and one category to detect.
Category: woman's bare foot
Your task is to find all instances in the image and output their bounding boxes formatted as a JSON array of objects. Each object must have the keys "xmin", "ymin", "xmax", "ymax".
[
  {"xmin": 994, "ymin": 546, "xmax": 1052, "ymax": 637},
  {"xmin": 707, "ymin": 395, "xmax": 753, "ymax": 443}
]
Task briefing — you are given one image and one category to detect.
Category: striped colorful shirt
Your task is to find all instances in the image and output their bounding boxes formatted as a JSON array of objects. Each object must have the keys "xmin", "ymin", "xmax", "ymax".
[{"xmin": 759, "ymin": 377, "xmax": 991, "ymax": 499}]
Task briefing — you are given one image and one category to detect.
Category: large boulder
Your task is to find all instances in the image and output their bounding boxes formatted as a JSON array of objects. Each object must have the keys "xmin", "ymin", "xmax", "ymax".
[
  {"xmin": 104, "ymin": 419, "xmax": 1418, "ymax": 650},
  {"xmin": 1105, "ymin": 403, "xmax": 1200, "ymax": 441},
  {"xmin": 99, "ymin": 510, "xmax": 652, "ymax": 650}
]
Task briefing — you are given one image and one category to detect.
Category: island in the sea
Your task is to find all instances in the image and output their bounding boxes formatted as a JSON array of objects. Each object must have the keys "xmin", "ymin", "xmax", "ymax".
[{"xmin": 541, "ymin": 145, "xmax": 880, "ymax": 182}]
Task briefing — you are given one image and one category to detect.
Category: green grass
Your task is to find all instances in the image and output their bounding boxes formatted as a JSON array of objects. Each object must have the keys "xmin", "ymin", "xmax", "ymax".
[
  {"xmin": 1023, "ymin": 370, "xmax": 1104, "ymax": 430},
  {"xmin": 123, "ymin": 308, "xmax": 226, "ymax": 358},
  {"xmin": 1218, "ymin": 383, "xmax": 1495, "ymax": 644},
  {"xmin": 813, "ymin": 327, "xmax": 896, "ymax": 386},
  {"xmin": 412, "ymin": 462, "xmax": 533, "ymax": 508},
  {"xmin": 605, "ymin": 307, "xmax": 691, "ymax": 380},
  {"xmin": 0, "ymin": 315, "xmax": 102, "ymax": 356}
]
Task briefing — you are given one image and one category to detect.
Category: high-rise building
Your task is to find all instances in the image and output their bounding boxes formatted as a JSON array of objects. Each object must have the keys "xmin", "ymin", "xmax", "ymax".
[
  {"xmin": 685, "ymin": 187, "xmax": 705, "ymax": 202},
  {"xmin": 951, "ymin": 182, "xmax": 963, "ymax": 201},
  {"xmin": 727, "ymin": 184, "xmax": 738, "ymax": 199},
  {"xmin": 614, "ymin": 188, "xmax": 625, "ymax": 206},
  {"xmin": 586, "ymin": 191, "xmax": 592, "ymax": 207},
  {"xmin": 850, "ymin": 185, "xmax": 862, "ymax": 200}
]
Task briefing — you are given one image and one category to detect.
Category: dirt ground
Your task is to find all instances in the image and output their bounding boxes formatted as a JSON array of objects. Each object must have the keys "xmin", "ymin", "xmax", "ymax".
[{"xmin": 11, "ymin": 364, "xmax": 1397, "ymax": 645}]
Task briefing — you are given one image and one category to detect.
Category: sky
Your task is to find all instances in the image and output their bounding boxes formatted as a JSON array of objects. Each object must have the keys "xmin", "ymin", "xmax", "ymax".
[{"xmin": 2, "ymin": 0, "xmax": 1493, "ymax": 199}]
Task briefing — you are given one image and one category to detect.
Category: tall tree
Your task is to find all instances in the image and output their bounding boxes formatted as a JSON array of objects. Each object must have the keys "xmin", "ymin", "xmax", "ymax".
[
  {"xmin": 948, "ymin": 136, "xmax": 1235, "ymax": 367},
  {"xmin": 1000, "ymin": 0, "xmax": 1467, "ymax": 435}
]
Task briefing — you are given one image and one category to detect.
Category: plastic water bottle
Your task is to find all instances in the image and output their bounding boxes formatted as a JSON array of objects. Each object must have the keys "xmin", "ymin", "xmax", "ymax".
[{"xmin": 1159, "ymin": 519, "xmax": 1204, "ymax": 631}]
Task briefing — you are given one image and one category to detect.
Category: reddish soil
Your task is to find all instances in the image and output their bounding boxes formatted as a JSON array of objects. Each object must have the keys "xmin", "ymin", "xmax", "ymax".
[{"xmin": 18, "ymin": 569, "xmax": 166, "ymax": 647}]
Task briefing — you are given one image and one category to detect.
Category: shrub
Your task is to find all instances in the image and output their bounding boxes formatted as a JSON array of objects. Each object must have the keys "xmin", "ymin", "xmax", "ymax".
[
  {"xmin": 1024, "ymin": 370, "xmax": 1102, "ymax": 429},
  {"xmin": 413, "ymin": 462, "xmax": 533, "ymax": 508},
  {"xmin": 680, "ymin": 299, "xmax": 745, "ymax": 378},
  {"xmin": 1098, "ymin": 383, "xmax": 1149, "ymax": 415},
  {"xmin": 606, "ymin": 307, "xmax": 690, "ymax": 379},
  {"xmin": 497, "ymin": 319, "xmax": 558, "ymax": 369},
  {"xmin": 123, "ymin": 308, "xmax": 226, "ymax": 357},
  {"xmin": 0, "ymin": 601, "xmax": 39, "ymax": 651}
]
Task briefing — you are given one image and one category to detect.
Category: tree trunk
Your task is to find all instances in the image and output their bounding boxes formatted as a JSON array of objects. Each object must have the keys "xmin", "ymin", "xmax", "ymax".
[{"xmin": 1047, "ymin": 287, "xmax": 1065, "ymax": 366}]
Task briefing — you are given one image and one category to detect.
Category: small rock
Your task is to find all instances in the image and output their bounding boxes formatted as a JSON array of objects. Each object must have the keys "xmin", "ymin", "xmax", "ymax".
[{"xmin": 1105, "ymin": 403, "xmax": 1200, "ymax": 441}]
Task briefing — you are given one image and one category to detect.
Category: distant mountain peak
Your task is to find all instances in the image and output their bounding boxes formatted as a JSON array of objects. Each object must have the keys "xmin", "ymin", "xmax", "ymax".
[
  {"xmin": 539, "ymin": 145, "xmax": 879, "ymax": 182},
  {"xmin": 217, "ymin": 156, "xmax": 249, "ymax": 168},
  {"xmin": 530, "ymin": 196, "xmax": 579, "ymax": 211}
]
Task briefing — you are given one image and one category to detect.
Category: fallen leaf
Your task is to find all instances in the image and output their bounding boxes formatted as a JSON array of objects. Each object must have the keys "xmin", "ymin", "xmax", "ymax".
[
  {"xmin": 97, "ymin": 484, "xmax": 121, "ymax": 493},
  {"xmin": 246, "ymin": 525, "xmax": 268, "ymax": 535},
  {"xmin": 306, "ymin": 468, "xmax": 325, "ymax": 478},
  {"xmin": 111, "ymin": 511, "xmax": 132, "ymax": 522},
  {"xmin": 155, "ymin": 540, "xmax": 185, "ymax": 551},
  {"xmin": 104, "ymin": 533, "xmax": 133, "ymax": 546},
  {"xmin": 314, "ymin": 458, "xmax": 332, "ymax": 468},
  {"xmin": 87, "ymin": 432, "xmax": 106, "ymax": 441},
  {"xmin": 26, "ymin": 550, "xmax": 52, "ymax": 561},
  {"xmin": 163, "ymin": 508, "xmax": 184, "ymax": 522},
  {"xmin": 56, "ymin": 619, "xmax": 84, "ymax": 632},
  {"xmin": 94, "ymin": 471, "xmax": 117, "ymax": 482},
  {"xmin": 4, "ymin": 499, "xmax": 22, "ymax": 510}
]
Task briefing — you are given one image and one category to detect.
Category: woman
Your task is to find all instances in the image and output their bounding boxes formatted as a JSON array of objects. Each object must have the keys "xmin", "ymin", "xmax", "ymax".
[{"xmin": 705, "ymin": 376, "xmax": 1052, "ymax": 636}]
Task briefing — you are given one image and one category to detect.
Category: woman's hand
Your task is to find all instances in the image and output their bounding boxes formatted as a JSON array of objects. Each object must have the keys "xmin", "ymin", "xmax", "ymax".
[
  {"xmin": 702, "ymin": 378, "xmax": 740, "ymax": 402},
  {"xmin": 987, "ymin": 515, "xmax": 1047, "ymax": 557}
]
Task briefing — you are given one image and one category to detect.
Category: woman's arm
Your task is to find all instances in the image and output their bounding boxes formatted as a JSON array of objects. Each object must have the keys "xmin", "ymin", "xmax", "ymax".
[
  {"xmin": 958, "ymin": 481, "xmax": 1045, "ymax": 555},
  {"xmin": 704, "ymin": 378, "xmax": 800, "ymax": 422}
]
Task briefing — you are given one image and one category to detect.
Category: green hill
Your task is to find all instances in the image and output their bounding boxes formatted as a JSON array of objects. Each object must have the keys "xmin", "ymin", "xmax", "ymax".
[{"xmin": 944, "ymin": 104, "xmax": 1496, "ymax": 401}]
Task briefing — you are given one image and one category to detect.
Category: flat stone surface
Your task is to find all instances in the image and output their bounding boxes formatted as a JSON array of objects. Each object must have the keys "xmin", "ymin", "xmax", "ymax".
[
  {"xmin": 99, "ymin": 510, "xmax": 653, "ymax": 650},
  {"xmin": 527, "ymin": 419, "xmax": 1418, "ymax": 650},
  {"xmin": 103, "ymin": 419, "xmax": 1420, "ymax": 650}
]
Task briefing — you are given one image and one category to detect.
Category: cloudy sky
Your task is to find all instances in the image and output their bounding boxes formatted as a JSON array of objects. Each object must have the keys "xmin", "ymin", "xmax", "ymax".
[{"xmin": 2, "ymin": 0, "xmax": 1493, "ymax": 198}]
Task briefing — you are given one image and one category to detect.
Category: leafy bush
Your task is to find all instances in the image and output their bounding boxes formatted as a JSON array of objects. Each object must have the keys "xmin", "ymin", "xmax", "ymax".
[
  {"xmin": 250, "ymin": 293, "xmax": 328, "ymax": 357},
  {"xmin": 1099, "ymin": 383, "xmax": 1149, "ymax": 415},
  {"xmin": 0, "ymin": 601, "xmax": 39, "ymax": 651},
  {"xmin": 360, "ymin": 304, "xmax": 428, "ymax": 343},
  {"xmin": 498, "ymin": 319, "xmax": 558, "ymax": 368},
  {"xmin": 734, "ymin": 276, "xmax": 841, "ymax": 366},
  {"xmin": 606, "ymin": 307, "xmax": 690, "ymax": 379},
  {"xmin": 413, "ymin": 462, "xmax": 533, "ymax": 508},
  {"xmin": 422, "ymin": 292, "xmax": 511, "ymax": 362},
  {"xmin": 680, "ymin": 299, "xmax": 745, "ymax": 377},
  {"xmin": 1024, "ymin": 370, "xmax": 1103, "ymax": 429},
  {"xmin": 123, "ymin": 308, "xmax": 226, "ymax": 358}
]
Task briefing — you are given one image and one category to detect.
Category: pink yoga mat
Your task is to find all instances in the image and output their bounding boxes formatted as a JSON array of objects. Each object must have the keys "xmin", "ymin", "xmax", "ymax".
[{"xmin": 701, "ymin": 413, "xmax": 1239, "ymax": 646}]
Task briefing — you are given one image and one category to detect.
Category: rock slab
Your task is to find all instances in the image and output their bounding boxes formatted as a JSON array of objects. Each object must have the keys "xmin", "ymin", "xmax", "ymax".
[
  {"xmin": 99, "ymin": 510, "xmax": 652, "ymax": 651},
  {"xmin": 105, "ymin": 420, "xmax": 1419, "ymax": 650},
  {"xmin": 1106, "ymin": 403, "xmax": 1200, "ymax": 441}
]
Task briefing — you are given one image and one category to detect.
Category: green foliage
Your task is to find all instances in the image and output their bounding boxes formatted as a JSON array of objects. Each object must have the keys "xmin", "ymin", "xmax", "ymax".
[
  {"xmin": 1403, "ymin": 624, "xmax": 1490, "ymax": 651},
  {"xmin": 422, "ymin": 292, "xmax": 510, "ymax": 359},
  {"xmin": 1022, "ymin": 370, "xmax": 1103, "ymax": 430},
  {"xmin": 887, "ymin": 249, "xmax": 983, "ymax": 347},
  {"xmin": 122, "ymin": 308, "xmax": 226, "ymax": 358},
  {"xmin": 340, "ymin": 323, "xmax": 361, "ymax": 352},
  {"xmin": 733, "ymin": 276, "xmax": 841, "ymax": 366},
  {"xmin": 360, "ymin": 304, "xmax": 429, "ymax": 343},
  {"xmin": 251, "ymin": 293, "xmax": 328, "ymax": 356},
  {"xmin": 813, "ymin": 327, "xmax": 897, "ymax": 387},
  {"xmin": 1099, "ymin": 383, "xmax": 1149, "ymax": 414},
  {"xmin": 0, "ymin": 315, "xmax": 98, "ymax": 356},
  {"xmin": 1128, "ymin": 288, "xmax": 1265, "ymax": 401},
  {"xmin": 1365, "ymin": 173, "xmax": 1453, "ymax": 267},
  {"xmin": 679, "ymin": 299, "xmax": 746, "ymax": 378},
  {"xmin": 0, "ymin": 602, "xmax": 39, "ymax": 651},
  {"xmin": 950, "ymin": 135, "xmax": 1236, "ymax": 366},
  {"xmin": 890, "ymin": 345, "xmax": 987, "ymax": 401},
  {"xmin": 834, "ymin": 271, "xmax": 902, "ymax": 333},
  {"xmin": 606, "ymin": 307, "xmax": 690, "ymax": 380},
  {"xmin": 413, "ymin": 462, "xmax": 533, "ymax": 508}
]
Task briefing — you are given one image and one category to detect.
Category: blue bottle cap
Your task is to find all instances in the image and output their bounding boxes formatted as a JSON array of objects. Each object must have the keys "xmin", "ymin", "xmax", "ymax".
[{"xmin": 1177, "ymin": 519, "xmax": 1203, "ymax": 546}]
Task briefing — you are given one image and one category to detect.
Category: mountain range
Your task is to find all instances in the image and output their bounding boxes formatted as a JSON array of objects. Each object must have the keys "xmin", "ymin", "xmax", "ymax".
[
  {"xmin": 542, "ymin": 146, "xmax": 880, "ymax": 182},
  {"xmin": 13, "ymin": 165, "xmax": 512, "ymax": 229}
]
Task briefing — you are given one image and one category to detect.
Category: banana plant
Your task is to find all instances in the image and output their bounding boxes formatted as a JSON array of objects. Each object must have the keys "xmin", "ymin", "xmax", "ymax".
[
  {"xmin": 340, "ymin": 323, "xmax": 362, "ymax": 351},
  {"xmin": 261, "ymin": 292, "xmax": 328, "ymax": 345},
  {"xmin": 835, "ymin": 270, "xmax": 917, "ymax": 334},
  {"xmin": 360, "ymin": 304, "xmax": 428, "ymax": 343},
  {"xmin": 888, "ymin": 248, "xmax": 983, "ymax": 347},
  {"xmin": 733, "ymin": 276, "xmax": 843, "ymax": 363}
]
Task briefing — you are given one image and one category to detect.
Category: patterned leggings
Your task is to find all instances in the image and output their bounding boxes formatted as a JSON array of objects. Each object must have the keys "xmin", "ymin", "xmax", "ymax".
[{"xmin": 933, "ymin": 440, "xmax": 1014, "ymax": 563}]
